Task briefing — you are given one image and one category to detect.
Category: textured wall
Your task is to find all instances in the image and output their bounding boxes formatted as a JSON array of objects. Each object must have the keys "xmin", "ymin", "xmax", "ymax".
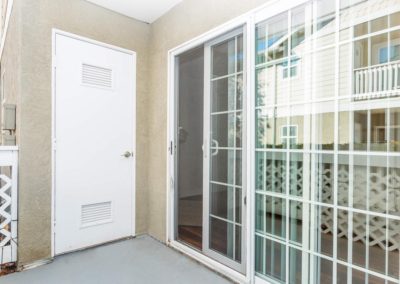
[
  {"xmin": 1, "ymin": 0, "xmax": 21, "ymax": 136},
  {"xmin": 4, "ymin": 0, "xmax": 274, "ymax": 267},
  {"xmin": 16, "ymin": 0, "xmax": 150, "ymax": 265},
  {"xmin": 146, "ymin": 0, "xmax": 271, "ymax": 241}
]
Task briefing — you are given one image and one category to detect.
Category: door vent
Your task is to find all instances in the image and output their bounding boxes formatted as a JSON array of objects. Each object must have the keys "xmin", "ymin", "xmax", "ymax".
[
  {"xmin": 81, "ymin": 201, "xmax": 112, "ymax": 227},
  {"xmin": 82, "ymin": 63, "xmax": 113, "ymax": 88}
]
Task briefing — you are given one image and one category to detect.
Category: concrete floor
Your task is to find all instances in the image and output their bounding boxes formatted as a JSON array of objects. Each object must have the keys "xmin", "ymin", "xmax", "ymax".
[{"xmin": 1, "ymin": 236, "xmax": 232, "ymax": 284}]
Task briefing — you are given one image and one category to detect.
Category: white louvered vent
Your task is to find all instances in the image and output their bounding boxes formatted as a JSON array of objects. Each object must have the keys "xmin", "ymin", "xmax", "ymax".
[
  {"xmin": 81, "ymin": 201, "xmax": 112, "ymax": 227},
  {"xmin": 82, "ymin": 63, "xmax": 113, "ymax": 88}
]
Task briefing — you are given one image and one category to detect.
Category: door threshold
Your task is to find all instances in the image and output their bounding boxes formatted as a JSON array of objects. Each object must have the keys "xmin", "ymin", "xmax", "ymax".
[{"xmin": 168, "ymin": 239, "xmax": 249, "ymax": 284}]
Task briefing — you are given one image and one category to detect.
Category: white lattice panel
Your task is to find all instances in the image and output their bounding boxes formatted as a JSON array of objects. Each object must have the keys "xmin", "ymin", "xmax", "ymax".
[
  {"xmin": 257, "ymin": 155, "xmax": 400, "ymax": 252},
  {"xmin": 0, "ymin": 148, "xmax": 18, "ymax": 265}
]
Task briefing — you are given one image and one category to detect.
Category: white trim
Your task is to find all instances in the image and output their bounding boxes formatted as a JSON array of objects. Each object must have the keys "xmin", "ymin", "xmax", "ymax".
[
  {"xmin": 166, "ymin": 1, "xmax": 318, "ymax": 283},
  {"xmin": 168, "ymin": 240, "xmax": 250, "ymax": 284},
  {"xmin": 0, "ymin": 0, "xmax": 14, "ymax": 61},
  {"xmin": 51, "ymin": 29, "xmax": 137, "ymax": 257}
]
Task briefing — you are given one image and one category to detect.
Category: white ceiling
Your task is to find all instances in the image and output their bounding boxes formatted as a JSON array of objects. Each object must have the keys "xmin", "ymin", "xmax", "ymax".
[{"xmin": 86, "ymin": 0, "xmax": 182, "ymax": 23}]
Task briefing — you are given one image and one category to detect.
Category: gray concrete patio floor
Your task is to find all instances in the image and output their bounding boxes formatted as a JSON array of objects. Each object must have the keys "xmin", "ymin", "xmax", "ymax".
[{"xmin": 1, "ymin": 236, "xmax": 232, "ymax": 284}]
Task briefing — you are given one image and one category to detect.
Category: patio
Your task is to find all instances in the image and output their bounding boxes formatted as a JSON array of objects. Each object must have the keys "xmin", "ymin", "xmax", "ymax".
[{"xmin": 1, "ymin": 236, "xmax": 231, "ymax": 284}]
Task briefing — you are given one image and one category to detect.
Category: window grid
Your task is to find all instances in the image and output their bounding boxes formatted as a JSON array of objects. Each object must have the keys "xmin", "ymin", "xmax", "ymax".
[{"xmin": 255, "ymin": 1, "xmax": 400, "ymax": 283}]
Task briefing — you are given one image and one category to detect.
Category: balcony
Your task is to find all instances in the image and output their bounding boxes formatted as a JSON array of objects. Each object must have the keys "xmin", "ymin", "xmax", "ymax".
[{"xmin": 354, "ymin": 60, "xmax": 400, "ymax": 101}]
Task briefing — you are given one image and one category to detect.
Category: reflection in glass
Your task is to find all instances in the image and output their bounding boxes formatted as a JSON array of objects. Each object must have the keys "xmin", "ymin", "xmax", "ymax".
[
  {"xmin": 314, "ymin": 0, "xmax": 336, "ymax": 47},
  {"xmin": 289, "ymin": 248, "xmax": 303, "ymax": 284},
  {"xmin": 337, "ymin": 210, "xmax": 349, "ymax": 262},
  {"xmin": 290, "ymin": 105, "xmax": 306, "ymax": 149},
  {"xmin": 212, "ymin": 112, "xmax": 242, "ymax": 148},
  {"xmin": 291, "ymin": 5, "xmax": 306, "ymax": 53},
  {"xmin": 212, "ymin": 76, "xmax": 242, "ymax": 112},
  {"xmin": 354, "ymin": 22, "xmax": 368, "ymax": 37},
  {"xmin": 353, "ymin": 155, "xmax": 368, "ymax": 210},
  {"xmin": 369, "ymin": 156, "xmax": 387, "ymax": 213},
  {"xmin": 256, "ymin": 195, "xmax": 286, "ymax": 239},
  {"xmin": 256, "ymin": 107, "xmax": 288, "ymax": 149},
  {"xmin": 289, "ymin": 153, "xmax": 305, "ymax": 197},
  {"xmin": 338, "ymin": 155, "xmax": 349, "ymax": 207},
  {"xmin": 210, "ymin": 184, "xmax": 234, "ymax": 220},
  {"xmin": 368, "ymin": 216, "xmax": 386, "ymax": 275},
  {"xmin": 390, "ymin": 12, "xmax": 400, "ymax": 28},
  {"xmin": 390, "ymin": 30, "xmax": 400, "ymax": 62},
  {"xmin": 312, "ymin": 206, "xmax": 333, "ymax": 257},
  {"xmin": 339, "ymin": 111, "xmax": 350, "ymax": 150},
  {"xmin": 371, "ymin": 16, "xmax": 388, "ymax": 33},
  {"xmin": 210, "ymin": 217, "xmax": 234, "ymax": 258},
  {"xmin": 313, "ymin": 102, "xmax": 334, "ymax": 150},
  {"xmin": 256, "ymin": 151, "xmax": 286, "ymax": 193},
  {"xmin": 354, "ymin": 111, "xmax": 368, "ymax": 151},
  {"xmin": 211, "ymin": 150, "xmax": 241, "ymax": 186},
  {"xmin": 354, "ymin": 39, "xmax": 368, "ymax": 69},
  {"xmin": 314, "ymin": 154, "xmax": 334, "ymax": 204},
  {"xmin": 313, "ymin": 48, "xmax": 336, "ymax": 99},
  {"xmin": 313, "ymin": 257, "xmax": 333, "ymax": 283},
  {"xmin": 390, "ymin": 108, "xmax": 400, "ymax": 152},
  {"xmin": 255, "ymin": 236, "xmax": 286, "ymax": 282},
  {"xmin": 256, "ymin": 12, "xmax": 289, "ymax": 65},
  {"xmin": 289, "ymin": 201, "xmax": 302, "ymax": 244},
  {"xmin": 212, "ymin": 38, "xmax": 236, "ymax": 78},
  {"xmin": 371, "ymin": 34, "xmax": 388, "ymax": 66},
  {"xmin": 352, "ymin": 213, "xmax": 367, "ymax": 268},
  {"xmin": 388, "ymin": 218, "xmax": 400, "ymax": 279},
  {"xmin": 370, "ymin": 109, "xmax": 387, "ymax": 152}
]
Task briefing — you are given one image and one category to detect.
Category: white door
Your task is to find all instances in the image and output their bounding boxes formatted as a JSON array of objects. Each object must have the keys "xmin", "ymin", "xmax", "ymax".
[{"xmin": 54, "ymin": 33, "xmax": 135, "ymax": 255}]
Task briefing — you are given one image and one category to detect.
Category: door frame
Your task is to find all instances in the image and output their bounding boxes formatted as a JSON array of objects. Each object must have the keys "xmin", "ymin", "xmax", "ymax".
[
  {"xmin": 51, "ymin": 29, "xmax": 137, "ymax": 257},
  {"xmin": 166, "ymin": 1, "xmax": 312, "ymax": 283},
  {"xmin": 166, "ymin": 12, "xmax": 254, "ymax": 284},
  {"xmin": 202, "ymin": 27, "xmax": 247, "ymax": 273}
]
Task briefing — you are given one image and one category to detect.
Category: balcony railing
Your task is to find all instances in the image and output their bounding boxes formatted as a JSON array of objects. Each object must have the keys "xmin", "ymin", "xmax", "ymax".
[
  {"xmin": 354, "ymin": 60, "xmax": 400, "ymax": 101},
  {"xmin": 0, "ymin": 147, "xmax": 18, "ymax": 266}
]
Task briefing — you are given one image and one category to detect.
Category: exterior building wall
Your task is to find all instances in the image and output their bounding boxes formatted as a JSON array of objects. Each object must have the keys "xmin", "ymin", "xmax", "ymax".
[
  {"xmin": 15, "ymin": 0, "xmax": 150, "ymax": 265},
  {"xmin": 0, "ymin": 0, "xmax": 20, "ymax": 144}
]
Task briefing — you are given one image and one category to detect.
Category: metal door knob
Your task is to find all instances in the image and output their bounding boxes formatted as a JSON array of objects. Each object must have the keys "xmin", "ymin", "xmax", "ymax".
[{"xmin": 122, "ymin": 151, "xmax": 133, "ymax": 158}]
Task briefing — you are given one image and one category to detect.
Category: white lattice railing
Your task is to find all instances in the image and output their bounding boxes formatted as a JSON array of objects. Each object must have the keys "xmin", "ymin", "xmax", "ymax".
[
  {"xmin": 0, "ymin": 147, "xmax": 18, "ymax": 265},
  {"xmin": 354, "ymin": 60, "xmax": 400, "ymax": 100}
]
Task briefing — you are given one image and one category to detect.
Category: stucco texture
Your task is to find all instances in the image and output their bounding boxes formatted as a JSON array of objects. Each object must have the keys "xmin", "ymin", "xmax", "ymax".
[
  {"xmin": 2, "ymin": 0, "xmax": 274, "ymax": 267},
  {"xmin": 146, "ymin": 0, "xmax": 270, "ymax": 241},
  {"xmin": 14, "ymin": 0, "xmax": 150, "ymax": 265}
]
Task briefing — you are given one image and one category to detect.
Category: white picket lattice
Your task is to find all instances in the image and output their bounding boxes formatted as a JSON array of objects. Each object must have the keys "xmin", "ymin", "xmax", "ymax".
[{"xmin": 0, "ymin": 147, "xmax": 18, "ymax": 265}]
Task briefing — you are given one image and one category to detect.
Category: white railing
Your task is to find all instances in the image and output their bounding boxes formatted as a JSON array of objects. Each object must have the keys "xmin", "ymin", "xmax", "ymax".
[
  {"xmin": 354, "ymin": 60, "xmax": 400, "ymax": 100},
  {"xmin": 0, "ymin": 147, "xmax": 18, "ymax": 265}
]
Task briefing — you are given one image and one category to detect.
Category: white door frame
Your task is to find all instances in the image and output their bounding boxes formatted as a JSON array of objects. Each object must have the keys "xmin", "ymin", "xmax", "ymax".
[
  {"xmin": 202, "ymin": 27, "xmax": 247, "ymax": 273},
  {"xmin": 166, "ymin": 1, "xmax": 311, "ymax": 284},
  {"xmin": 166, "ymin": 13, "xmax": 253, "ymax": 284},
  {"xmin": 51, "ymin": 29, "xmax": 137, "ymax": 257}
]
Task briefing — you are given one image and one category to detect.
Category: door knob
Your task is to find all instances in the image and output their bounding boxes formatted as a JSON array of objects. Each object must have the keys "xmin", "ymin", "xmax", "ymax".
[{"xmin": 121, "ymin": 151, "xmax": 133, "ymax": 158}]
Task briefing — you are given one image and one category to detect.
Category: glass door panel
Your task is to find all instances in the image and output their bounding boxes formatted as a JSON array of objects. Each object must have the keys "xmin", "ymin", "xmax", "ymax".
[{"xmin": 203, "ymin": 29, "xmax": 245, "ymax": 273}]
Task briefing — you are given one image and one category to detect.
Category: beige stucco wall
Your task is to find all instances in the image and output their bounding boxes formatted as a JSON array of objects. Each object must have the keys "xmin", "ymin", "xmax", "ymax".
[
  {"xmin": 146, "ymin": 0, "xmax": 271, "ymax": 241},
  {"xmin": 2, "ymin": 0, "xmax": 275, "ymax": 267},
  {"xmin": 1, "ymin": 0, "xmax": 20, "ymax": 142},
  {"xmin": 15, "ymin": 0, "xmax": 150, "ymax": 265}
]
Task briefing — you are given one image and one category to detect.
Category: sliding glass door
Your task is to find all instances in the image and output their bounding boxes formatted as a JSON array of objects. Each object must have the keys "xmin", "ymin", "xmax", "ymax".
[
  {"xmin": 172, "ymin": 1, "xmax": 400, "ymax": 282},
  {"xmin": 254, "ymin": 1, "xmax": 400, "ymax": 283},
  {"xmin": 203, "ymin": 29, "xmax": 246, "ymax": 273}
]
